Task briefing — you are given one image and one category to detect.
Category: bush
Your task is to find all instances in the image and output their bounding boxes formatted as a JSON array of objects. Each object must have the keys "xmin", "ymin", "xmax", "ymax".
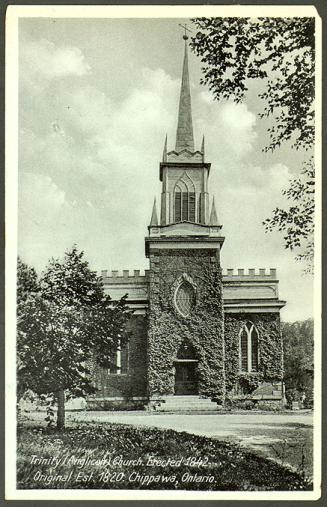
[
  {"xmin": 255, "ymin": 401, "xmax": 281, "ymax": 412},
  {"xmin": 285, "ymin": 388, "xmax": 302, "ymax": 408},
  {"xmin": 237, "ymin": 375, "xmax": 262, "ymax": 394},
  {"xmin": 234, "ymin": 399, "xmax": 255, "ymax": 410},
  {"xmin": 86, "ymin": 400, "xmax": 145, "ymax": 411},
  {"xmin": 225, "ymin": 395, "xmax": 255, "ymax": 411}
]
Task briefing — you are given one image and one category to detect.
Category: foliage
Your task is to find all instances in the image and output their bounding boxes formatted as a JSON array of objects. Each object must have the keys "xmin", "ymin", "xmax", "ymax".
[
  {"xmin": 237, "ymin": 374, "xmax": 263, "ymax": 394},
  {"xmin": 282, "ymin": 319, "xmax": 314, "ymax": 408},
  {"xmin": 224, "ymin": 313, "xmax": 283, "ymax": 394},
  {"xmin": 255, "ymin": 401, "xmax": 282, "ymax": 412},
  {"xmin": 147, "ymin": 251, "xmax": 225, "ymax": 402},
  {"xmin": 263, "ymin": 158, "xmax": 315, "ymax": 273},
  {"xmin": 17, "ymin": 246, "xmax": 132, "ymax": 428},
  {"xmin": 17, "ymin": 423, "xmax": 312, "ymax": 490},
  {"xmin": 231, "ymin": 398, "xmax": 255, "ymax": 411},
  {"xmin": 285, "ymin": 388, "xmax": 302, "ymax": 406},
  {"xmin": 17, "ymin": 257, "xmax": 39, "ymax": 305},
  {"xmin": 88, "ymin": 314, "xmax": 148, "ymax": 405},
  {"xmin": 190, "ymin": 17, "xmax": 315, "ymax": 152},
  {"xmin": 190, "ymin": 18, "xmax": 315, "ymax": 269},
  {"xmin": 17, "ymin": 258, "xmax": 40, "ymax": 399}
]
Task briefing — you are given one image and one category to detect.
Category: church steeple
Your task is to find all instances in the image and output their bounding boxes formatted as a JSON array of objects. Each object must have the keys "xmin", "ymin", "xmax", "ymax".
[
  {"xmin": 175, "ymin": 34, "xmax": 194, "ymax": 152},
  {"xmin": 146, "ymin": 28, "xmax": 224, "ymax": 256}
]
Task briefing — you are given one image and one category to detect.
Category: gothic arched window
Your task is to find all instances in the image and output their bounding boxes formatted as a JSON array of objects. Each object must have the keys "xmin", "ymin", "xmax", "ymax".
[
  {"xmin": 251, "ymin": 327, "xmax": 259, "ymax": 371},
  {"xmin": 240, "ymin": 327, "xmax": 248, "ymax": 372},
  {"xmin": 175, "ymin": 281, "xmax": 196, "ymax": 317},
  {"xmin": 239, "ymin": 322, "xmax": 259, "ymax": 373},
  {"xmin": 109, "ymin": 340, "xmax": 129, "ymax": 375},
  {"xmin": 174, "ymin": 172, "xmax": 196, "ymax": 223}
]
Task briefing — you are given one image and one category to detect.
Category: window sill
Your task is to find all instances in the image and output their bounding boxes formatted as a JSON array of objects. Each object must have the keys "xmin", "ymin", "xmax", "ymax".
[{"xmin": 238, "ymin": 371, "xmax": 260, "ymax": 375}]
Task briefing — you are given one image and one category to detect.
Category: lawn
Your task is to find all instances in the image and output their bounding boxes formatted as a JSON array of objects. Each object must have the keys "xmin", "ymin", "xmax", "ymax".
[
  {"xmin": 17, "ymin": 421, "xmax": 312, "ymax": 491},
  {"xmin": 219, "ymin": 422, "xmax": 313, "ymax": 477}
]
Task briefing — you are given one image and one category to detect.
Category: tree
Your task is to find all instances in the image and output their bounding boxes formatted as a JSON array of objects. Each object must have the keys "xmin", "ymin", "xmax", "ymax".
[
  {"xmin": 17, "ymin": 257, "xmax": 39, "ymax": 304},
  {"xmin": 190, "ymin": 17, "xmax": 315, "ymax": 268},
  {"xmin": 264, "ymin": 157, "xmax": 315, "ymax": 272},
  {"xmin": 282, "ymin": 319, "xmax": 314, "ymax": 407},
  {"xmin": 17, "ymin": 258, "xmax": 40, "ymax": 399},
  {"xmin": 190, "ymin": 17, "xmax": 314, "ymax": 151},
  {"xmin": 17, "ymin": 247, "xmax": 131, "ymax": 430}
]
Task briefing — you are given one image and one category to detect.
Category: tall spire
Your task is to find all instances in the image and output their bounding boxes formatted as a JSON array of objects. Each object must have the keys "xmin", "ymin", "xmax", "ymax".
[{"xmin": 175, "ymin": 34, "xmax": 194, "ymax": 152}]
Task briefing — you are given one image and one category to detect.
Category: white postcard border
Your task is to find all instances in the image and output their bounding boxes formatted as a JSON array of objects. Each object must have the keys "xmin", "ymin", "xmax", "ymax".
[{"xmin": 5, "ymin": 4, "xmax": 322, "ymax": 501}]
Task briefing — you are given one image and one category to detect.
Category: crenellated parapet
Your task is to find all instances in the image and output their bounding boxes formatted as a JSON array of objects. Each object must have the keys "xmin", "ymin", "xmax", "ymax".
[
  {"xmin": 223, "ymin": 268, "xmax": 277, "ymax": 279},
  {"xmin": 101, "ymin": 269, "xmax": 149, "ymax": 315},
  {"xmin": 100, "ymin": 266, "xmax": 285, "ymax": 315},
  {"xmin": 101, "ymin": 269, "xmax": 150, "ymax": 283},
  {"xmin": 222, "ymin": 267, "xmax": 285, "ymax": 313}
]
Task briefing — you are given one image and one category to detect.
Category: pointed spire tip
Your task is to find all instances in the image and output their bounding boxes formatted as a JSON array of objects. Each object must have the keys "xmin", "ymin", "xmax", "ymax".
[
  {"xmin": 209, "ymin": 196, "xmax": 219, "ymax": 226},
  {"xmin": 175, "ymin": 37, "xmax": 194, "ymax": 152},
  {"xmin": 150, "ymin": 197, "xmax": 159, "ymax": 227},
  {"xmin": 163, "ymin": 134, "xmax": 168, "ymax": 161}
]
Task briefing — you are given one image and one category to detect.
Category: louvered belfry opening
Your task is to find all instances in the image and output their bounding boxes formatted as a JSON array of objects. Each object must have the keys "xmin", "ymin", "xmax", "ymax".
[{"xmin": 174, "ymin": 191, "xmax": 196, "ymax": 222}]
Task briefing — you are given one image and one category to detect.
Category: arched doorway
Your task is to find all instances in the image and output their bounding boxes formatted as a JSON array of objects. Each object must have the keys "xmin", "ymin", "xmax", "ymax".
[{"xmin": 174, "ymin": 340, "xmax": 198, "ymax": 395}]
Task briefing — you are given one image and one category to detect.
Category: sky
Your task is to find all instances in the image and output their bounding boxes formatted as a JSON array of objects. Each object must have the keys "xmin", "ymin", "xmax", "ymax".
[{"xmin": 17, "ymin": 17, "xmax": 314, "ymax": 322}]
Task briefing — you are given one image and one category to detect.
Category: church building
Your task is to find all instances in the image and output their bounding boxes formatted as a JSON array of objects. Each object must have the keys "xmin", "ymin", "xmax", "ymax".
[{"xmin": 88, "ymin": 35, "xmax": 286, "ymax": 411}]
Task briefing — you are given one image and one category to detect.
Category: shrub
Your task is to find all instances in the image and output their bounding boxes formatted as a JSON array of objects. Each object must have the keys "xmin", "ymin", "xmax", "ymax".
[
  {"xmin": 255, "ymin": 401, "xmax": 281, "ymax": 412},
  {"xmin": 235, "ymin": 399, "xmax": 255, "ymax": 410},
  {"xmin": 285, "ymin": 388, "xmax": 302, "ymax": 408}
]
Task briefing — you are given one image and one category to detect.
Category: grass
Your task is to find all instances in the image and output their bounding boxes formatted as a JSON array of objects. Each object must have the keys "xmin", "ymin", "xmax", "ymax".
[
  {"xmin": 220, "ymin": 422, "xmax": 313, "ymax": 478},
  {"xmin": 17, "ymin": 422, "xmax": 312, "ymax": 491}
]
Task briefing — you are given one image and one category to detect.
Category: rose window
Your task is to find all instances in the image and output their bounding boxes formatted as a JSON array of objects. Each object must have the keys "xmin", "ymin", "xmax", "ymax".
[{"xmin": 175, "ymin": 281, "xmax": 196, "ymax": 317}]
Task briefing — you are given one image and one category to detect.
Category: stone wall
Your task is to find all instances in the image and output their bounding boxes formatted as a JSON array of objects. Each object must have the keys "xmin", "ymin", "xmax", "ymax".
[{"xmin": 147, "ymin": 248, "xmax": 225, "ymax": 403}]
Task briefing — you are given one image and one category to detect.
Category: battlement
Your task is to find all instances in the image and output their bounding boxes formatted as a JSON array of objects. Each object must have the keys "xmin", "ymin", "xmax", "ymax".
[
  {"xmin": 223, "ymin": 268, "xmax": 277, "ymax": 279},
  {"xmin": 101, "ymin": 268, "xmax": 277, "ymax": 280},
  {"xmin": 101, "ymin": 269, "xmax": 150, "ymax": 281}
]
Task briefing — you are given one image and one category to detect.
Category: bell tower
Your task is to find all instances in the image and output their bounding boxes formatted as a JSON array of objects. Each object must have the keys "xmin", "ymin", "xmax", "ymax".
[{"xmin": 145, "ymin": 32, "xmax": 225, "ymax": 405}]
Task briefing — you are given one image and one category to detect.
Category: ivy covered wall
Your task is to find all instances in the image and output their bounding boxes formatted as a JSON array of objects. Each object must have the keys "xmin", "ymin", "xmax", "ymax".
[
  {"xmin": 147, "ymin": 249, "xmax": 225, "ymax": 403},
  {"xmin": 89, "ymin": 315, "xmax": 148, "ymax": 400},
  {"xmin": 224, "ymin": 313, "xmax": 283, "ymax": 394}
]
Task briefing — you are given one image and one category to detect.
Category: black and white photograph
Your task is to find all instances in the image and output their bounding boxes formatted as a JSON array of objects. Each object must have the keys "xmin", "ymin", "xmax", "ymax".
[{"xmin": 5, "ymin": 5, "xmax": 321, "ymax": 501}]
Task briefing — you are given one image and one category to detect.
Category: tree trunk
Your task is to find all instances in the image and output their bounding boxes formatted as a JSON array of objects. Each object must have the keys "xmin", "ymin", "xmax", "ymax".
[{"xmin": 56, "ymin": 390, "xmax": 65, "ymax": 431}]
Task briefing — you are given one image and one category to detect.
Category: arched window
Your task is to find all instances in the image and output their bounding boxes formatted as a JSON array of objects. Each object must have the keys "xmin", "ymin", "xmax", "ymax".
[
  {"xmin": 174, "ymin": 172, "xmax": 196, "ymax": 223},
  {"xmin": 251, "ymin": 327, "xmax": 259, "ymax": 371},
  {"xmin": 239, "ymin": 322, "xmax": 259, "ymax": 372},
  {"xmin": 175, "ymin": 281, "xmax": 196, "ymax": 317},
  {"xmin": 109, "ymin": 340, "xmax": 129, "ymax": 375},
  {"xmin": 177, "ymin": 339, "xmax": 197, "ymax": 360},
  {"xmin": 240, "ymin": 327, "xmax": 248, "ymax": 372}
]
